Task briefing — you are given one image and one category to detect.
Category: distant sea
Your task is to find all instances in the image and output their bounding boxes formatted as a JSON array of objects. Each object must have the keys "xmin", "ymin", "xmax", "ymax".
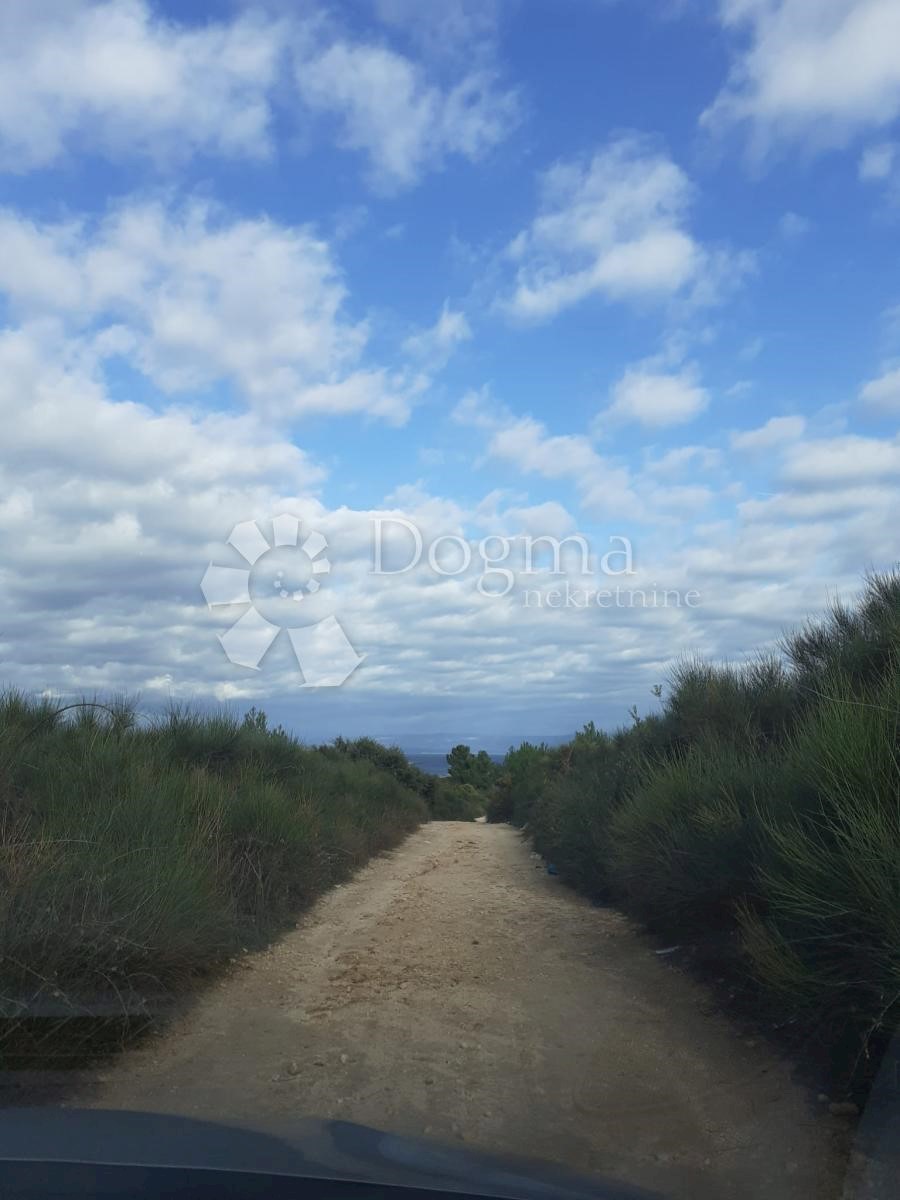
[
  {"xmin": 404, "ymin": 752, "xmax": 502, "ymax": 777},
  {"xmin": 400, "ymin": 735, "xmax": 571, "ymax": 777}
]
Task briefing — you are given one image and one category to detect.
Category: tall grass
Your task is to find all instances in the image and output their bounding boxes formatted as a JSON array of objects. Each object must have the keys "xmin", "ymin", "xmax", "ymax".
[
  {"xmin": 0, "ymin": 701, "xmax": 428, "ymax": 1035},
  {"xmin": 739, "ymin": 669, "xmax": 900, "ymax": 1075},
  {"xmin": 489, "ymin": 570, "xmax": 900, "ymax": 1097}
]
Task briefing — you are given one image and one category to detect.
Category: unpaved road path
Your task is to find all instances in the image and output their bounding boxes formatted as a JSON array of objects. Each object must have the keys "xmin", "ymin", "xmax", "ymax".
[{"xmin": 71, "ymin": 822, "xmax": 848, "ymax": 1199}]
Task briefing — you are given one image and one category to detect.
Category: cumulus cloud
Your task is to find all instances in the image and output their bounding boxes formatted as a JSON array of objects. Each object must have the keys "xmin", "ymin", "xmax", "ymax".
[
  {"xmin": 731, "ymin": 415, "xmax": 806, "ymax": 450},
  {"xmin": 452, "ymin": 391, "xmax": 703, "ymax": 522},
  {"xmin": 605, "ymin": 365, "xmax": 709, "ymax": 428},
  {"xmin": 454, "ymin": 392, "xmax": 634, "ymax": 508},
  {"xmin": 0, "ymin": 199, "xmax": 429, "ymax": 423},
  {"xmin": 373, "ymin": 0, "xmax": 502, "ymax": 61},
  {"xmin": 0, "ymin": 0, "xmax": 284, "ymax": 172},
  {"xmin": 3, "ymin": 319, "xmax": 897, "ymax": 735},
  {"xmin": 498, "ymin": 136, "xmax": 744, "ymax": 322},
  {"xmin": 781, "ymin": 434, "xmax": 900, "ymax": 486},
  {"xmin": 0, "ymin": 322, "xmax": 332, "ymax": 695},
  {"xmin": 703, "ymin": 1, "xmax": 900, "ymax": 156},
  {"xmin": 645, "ymin": 445, "xmax": 723, "ymax": 475},
  {"xmin": 1, "ymin": 9, "xmax": 898, "ymax": 740},
  {"xmin": 0, "ymin": 3, "xmax": 517, "ymax": 193},
  {"xmin": 739, "ymin": 484, "xmax": 900, "ymax": 523},
  {"xmin": 488, "ymin": 416, "xmax": 602, "ymax": 479},
  {"xmin": 0, "ymin": 326, "xmax": 703, "ymax": 729},
  {"xmin": 292, "ymin": 35, "xmax": 518, "ymax": 192},
  {"xmin": 859, "ymin": 141, "xmax": 897, "ymax": 180},
  {"xmin": 0, "ymin": 327, "xmax": 322, "ymax": 491},
  {"xmin": 860, "ymin": 365, "xmax": 900, "ymax": 412},
  {"xmin": 451, "ymin": 387, "xmax": 504, "ymax": 431},
  {"xmin": 402, "ymin": 302, "xmax": 472, "ymax": 368}
]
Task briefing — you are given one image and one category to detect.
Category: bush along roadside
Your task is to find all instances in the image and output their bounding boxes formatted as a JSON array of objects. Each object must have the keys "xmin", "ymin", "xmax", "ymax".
[
  {"xmin": 316, "ymin": 735, "xmax": 491, "ymax": 821},
  {"xmin": 487, "ymin": 569, "xmax": 900, "ymax": 1105},
  {"xmin": 0, "ymin": 702, "xmax": 429, "ymax": 1070}
]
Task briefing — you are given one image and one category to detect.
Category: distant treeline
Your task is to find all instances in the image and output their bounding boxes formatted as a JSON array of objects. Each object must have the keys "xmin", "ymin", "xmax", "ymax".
[{"xmin": 486, "ymin": 570, "xmax": 900, "ymax": 1099}]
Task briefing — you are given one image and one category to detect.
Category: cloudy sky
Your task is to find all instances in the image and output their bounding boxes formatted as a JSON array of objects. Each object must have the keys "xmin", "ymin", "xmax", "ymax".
[{"xmin": 1, "ymin": 0, "xmax": 898, "ymax": 746}]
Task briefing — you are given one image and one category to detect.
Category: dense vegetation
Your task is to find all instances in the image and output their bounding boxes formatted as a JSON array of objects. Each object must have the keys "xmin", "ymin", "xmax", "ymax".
[
  {"xmin": 488, "ymin": 571, "xmax": 900, "ymax": 1097},
  {"xmin": 317, "ymin": 735, "xmax": 490, "ymax": 821},
  {"xmin": 0, "ymin": 704, "xmax": 430, "ymax": 1040},
  {"xmin": 440, "ymin": 743, "xmax": 500, "ymax": 818}
]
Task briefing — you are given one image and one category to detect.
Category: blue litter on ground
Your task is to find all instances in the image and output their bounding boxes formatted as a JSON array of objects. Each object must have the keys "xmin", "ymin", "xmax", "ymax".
[{"xmin": 546, "ymin": 863, "xmax": 559, "ymax": 875}]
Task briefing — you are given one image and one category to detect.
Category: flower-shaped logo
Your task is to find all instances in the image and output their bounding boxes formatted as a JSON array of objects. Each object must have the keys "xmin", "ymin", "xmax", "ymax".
[{"xmin": 201, "ymin": 514, "xmax": 364, "ymax": 687}]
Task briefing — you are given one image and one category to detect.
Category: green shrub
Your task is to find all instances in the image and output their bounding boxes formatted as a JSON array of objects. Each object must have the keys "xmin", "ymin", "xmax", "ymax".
[
  {"xmin": 785, "ymin": 571, "xmax": 900, "ymax": 696},
  {"xmin": 490, "ymin": 568, "xmax": 900, "ymax": 1092},
  {"xmin": 317, "ymin": 735, "xmax": 436, "ymax": 805},
  {"xmin": 739, "ymin": 670, "xmax": 900, "ymax": 1056},
  {"xmin": 487, "ymin": 741, "xmax": 560, "ymax": 826},
  {"xmin": 665, "ymin": 655, "xmax": 796, "ymax": 752},
  {"xmin": 528, "ymin": 728, "xmax": 623, "ymax": 899},
  {"xmin": 446, "ymin": 745, "xmax": 500, "ymax": 791},
  {"xmin": 609, "ymin": 745, "xmax": 768, "ymax": 933},
  {"xmin": 0, "ymin": 698, "xmax": 427, "ymax": 1017},
  {"xmin": 429, "ymin": 779, "xmax": 485, "ymax": 821}
]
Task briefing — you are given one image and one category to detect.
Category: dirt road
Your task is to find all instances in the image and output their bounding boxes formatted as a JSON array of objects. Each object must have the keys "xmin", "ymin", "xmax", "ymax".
[{"xmin": 70, "ymin": 822, "xmax": 848, "ymax": 1199}]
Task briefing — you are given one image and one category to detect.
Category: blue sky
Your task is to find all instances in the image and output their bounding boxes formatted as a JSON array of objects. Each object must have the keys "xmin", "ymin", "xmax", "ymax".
[{"xmin": 0, "ymin": 0, "xmax": 899, "ymax": 746}]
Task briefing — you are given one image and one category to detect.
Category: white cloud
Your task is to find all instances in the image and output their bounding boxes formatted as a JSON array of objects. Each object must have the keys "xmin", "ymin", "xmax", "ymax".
[
  {"xmin": 0, "ymin": 334, "xmax": 586, "ymax": 719},
  {"xmin": 646, "ymin": 445, "xmax": 723, "ymax": 475},
  {"xmin": 704, "ymin": 1, "xmax": 900, "ymax": 156},
  {"xmin": 782, "ymin": 434, "xmax": 900, "ymax": 486},
  {"xmin": 778, "ymin": 211, "xmax": 811, "ymax": 238},
  {"xmin": 402, "ymin": 302, "xmax": 472, "ymax": 368},
  {"xmin": 726, "ymin": 380, "xmax": 753, "ymax": 397},
  {"xmin": 0, "ymin": 3, "xmax": 516, "ymax": 193},
  {"xmin": 287, "ymin": 369, "xmax": 425, "ymax": 424},
  {"xmin": 453, "ymin": 393, "xmax": 643, "ymax": 519},
  {"xmin": 455, "ymin": 392, "xmax": 604, "ymax": 473},
  {"xmin": 859, "ymin": 141, "xmax": 897, "ymax": 180},
  {"xmin": 2, "ymin": 323, "xmax": 896, "ymax": 733},
  {"xmin": 0, "ymin": 0, "xmax": 284, "ymax": 172},
  {"xmin": 731, "ymin": 415, "xmax": 806, "ymax": 450},
  {"xmin": 498, "ymin": 136, "xmax": 744, "ymax": 322},
  {"xmin": 605, "ymin": 365, "xmax": 709, "ymax": 428},
  {"xmin": 642, "ymin": 482, "xmax": 715, "ymax": 515},
  {"xmin": 488, "ymin": 416, "xmax": 601, "ymax": 479},
  {"xmin": 0, "ymin": 200, "xmax": 425, "ymax": 424},
  {"xmin": 374, "ymin": 0, "xmax": 502, "ymax": 61},
  {"xmin": 293, "ymin": 37, "xmax": 518, "ymax": 192},
  {"xmin": 451, "ymin": 387, "xmax": 504, "ymax": 431},
  {"xmin": 1, "ymin": 10, "xmax": 898, "ymax": 734},
  {"xmin": 0, "ymin": 323, "xmax": 338, "ymax": 701},
  {"xmin": 494, "ymin": 500, "xmax": 579, "ymax": 540},
  {"xmin": 453, "ymin": 389, "xmax": 725, "ymax": 528},
  {"xmin": 740, "ymin": 484, "xmax": 900, "ymax": 522},
  {"xmin": 860, "ymin": 365, "xmax": 900, "ymax": 412},
  {"xmin": 0, "ymin": 326, "xmax": 320, "ymax": 494}
]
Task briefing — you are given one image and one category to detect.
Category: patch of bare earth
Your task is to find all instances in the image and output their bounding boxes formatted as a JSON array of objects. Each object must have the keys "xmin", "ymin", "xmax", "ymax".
[{"xmin": 68, "ymin": 822, "xmax": 849, "ymax": 1199}]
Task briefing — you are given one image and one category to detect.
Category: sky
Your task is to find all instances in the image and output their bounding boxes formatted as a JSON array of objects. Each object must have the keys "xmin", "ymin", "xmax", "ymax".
[{"xmin": 0, "ymin": 0, "xmax": 899, "ymax": 747}]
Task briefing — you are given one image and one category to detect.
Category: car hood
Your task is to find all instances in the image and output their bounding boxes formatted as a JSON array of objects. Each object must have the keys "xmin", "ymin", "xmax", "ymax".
[{"xmin": 0, "ymin": 1108, "xmax": 660, "ymax": 1200}]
